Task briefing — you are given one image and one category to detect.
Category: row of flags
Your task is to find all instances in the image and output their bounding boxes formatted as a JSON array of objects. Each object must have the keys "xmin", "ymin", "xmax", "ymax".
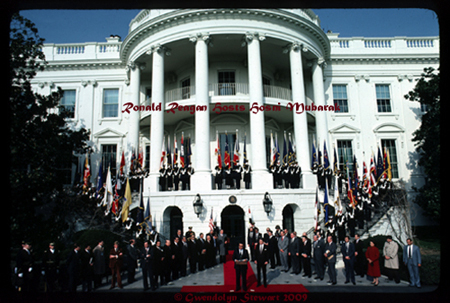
[
  {"xmin": 312, "ymin": 139, "xmax": 393, "ymax": 229},
  {"xmin": 161, "ymin": 133, "xmax": 192, "ymax": 169},
  {"xmin": 215, "ymin": 130, "xmax": 249, "ymax": 169},
  {"xmin": 270, "ymin": 131, "xmax": 296, "ymax": 166}
]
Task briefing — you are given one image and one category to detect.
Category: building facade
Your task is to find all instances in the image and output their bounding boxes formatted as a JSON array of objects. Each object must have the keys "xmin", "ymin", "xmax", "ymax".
[{"xmin": 32, "ymin": 9, "xmax": 439, "ymax": 245}]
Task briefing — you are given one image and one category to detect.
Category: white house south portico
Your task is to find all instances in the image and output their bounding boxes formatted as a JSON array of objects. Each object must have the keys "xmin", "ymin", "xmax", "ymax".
[{"xmin": 34, "ymin": 8, "xmax": 439, "ymax": 244}]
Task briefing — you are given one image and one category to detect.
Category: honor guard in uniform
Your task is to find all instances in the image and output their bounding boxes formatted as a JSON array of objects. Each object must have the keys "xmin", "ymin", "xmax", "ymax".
[{"xmin": 42, "ymin": 242, "xmax": 60, "ymax": 292}]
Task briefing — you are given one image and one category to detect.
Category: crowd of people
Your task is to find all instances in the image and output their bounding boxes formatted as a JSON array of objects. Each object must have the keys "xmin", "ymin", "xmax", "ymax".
[
  {"xmin": 159, "ymin": 163, "xmax": 194, "ymax": 191},
  {"xmin": 13, "ymin": 224, "xmax": 422, "ymax": 293}
]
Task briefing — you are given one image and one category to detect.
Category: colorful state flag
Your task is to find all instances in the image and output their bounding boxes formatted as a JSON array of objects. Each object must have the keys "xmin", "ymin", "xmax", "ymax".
[
  {"xmin": 288, "ymin": 133, "xmax": 295, "ymax": 164},
  {"xmin": 323, "ymin": 140, "xmax": 330, "ymax": 174},
  {"xmin": 376, "ymin": 146, "xmax": 384, "ymax": 185},
  {"xmin": 282, "ymin": 131, "xmax": 288, "ymax": 165},
  {"xmin": 243, "ymin": 134, "xmax": 248, "ymax": 164},
  {"xmin": 370, "ymin": 151, "xmax": 377, "ymax": 186},
  {"xmin": 215, "ymin": 131, "xmax": 222, "ymax": 168},
  {"xmin": 270, "ymin": 132, "xmax": 277, "ymax": 166},
  {"xmin": 311, "ymin": 141, "xmax": 318, "ymax": 170},
  {"xmin": 83, "ymin": 153, "xmax": 91, "ymax": 190},
  {"xmin": 180, "ymin": 133, "xmax": 185, "ymax": 168},
  {"xmin": 119, "ymin": 151, "xmax": 126, "ymax": 175},
  {"xmin": 333, "ymin": 146, "xmax": 339, "ymax": 175},
  {"xmin": 334, "ymin": 175, "xmax": 342, "ymax": 215},
  {"xmin": 167, "ymin": 136, "xmax": 172, "ymax": 167},
  {"xmin": 224, "ymin": 132, "xmax": 231, "ymax": 169},
  {"xmin": 96, "ymin": 161, "xmax": 104, "ymax": 199},
  {"xmin": 187, "ymin": 135, "xmax": 192, "ymax": 165},
  {"xmin": 173, "ymin": 134, "xmax": 178, "ymax": 165},
  {"xmin": 160, "ymin": 136, "xmax": 166, "ymax": 168},
  {"xmin": 121, "ymin": 178, "xmax": 132, "ymax": 223},
  {"xmin": 233, "ymin": 130, "xmax": 240, "ymax": 165}
]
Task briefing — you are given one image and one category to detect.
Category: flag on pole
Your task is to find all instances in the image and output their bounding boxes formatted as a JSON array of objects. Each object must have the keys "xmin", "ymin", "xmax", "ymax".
[
  {"xmin": 102, "ymin": 166, "xmax": 113, "ymax": 210},
  {"xmin": 160, "ymin": 136, "xmax": 166, "ymax": 169},
  {"xmin": 187, "ymin": 135, "xmax": 192, "ymax": 165},
  {"xmin": 334, "ymin": 175, "xmax": 342, "ymax": 215},
  {"xmin": 130, "ymin": 149, "xmax": 136, "ymax": 173},
  {"xmin": 96, "ymin": 161, "xmax": 104, "ymax": 199},
  {"xmin": 282, "ymin": 131, "xmax": 288, "ymax": 165},
  {"xmin": 83, "ymin": 153, "xmax": 91, "ymax": 190},
  {"xmin": 346, "ymin": 159, "xmax": 355, "ymax": 208},
  {"xmin": 370, "ymin": 151, "xmax": 377, "ymax": 186},
  {"xmin": 209, "ymin": 208, "xmax": 215, "ymax": 232},
  {"xmin": 180, "ymin": 132, "xmax": 185, "ymax": 168},
  {"xmin": 167, "ymin": 135, "xmax": 172, "ymax": 167},
  {"xmin": 120, "ymin": 151, "xmax": 126, "ymax": 175},
  {"xmin": 248, "ymin": 207, "xmax": 254, "ymax": 224},
  {"xmin": 121, "ymin": 178, "xmax": 132, "ymax": 223},
  {"xmin": 224, "ymin": 131, "xmax": 231, "ymax": 169},
  {"xmin": 386, "ymin": 148, "xmax": 392, "ymax": 181},
  {"xmin": 311, "ymin": 140, "xmax": 318, "ymax": 170},
  {"xmin": 233, "ymin": 130, "xmax": 240, "ymax": 165},
  {"xmin": 376, "ymin": 146, "xmax": 384, "ymax": 185},
  {"xmin": 324, "ymin": 178, "xmax": 331, "ymax": 225},
  {"xmin": 314, "ymin": 186, "xmax": 320, "ymax": 232},
  {"xmin": 323, "ymin": 140, "xmax": 330, "ymax": 174},
  {"xmin": 215, "ymin": 131, "xmax": 222, "ymax": 168},
  {"xmin": 111, "ymin": 174, "xmax": 122, "ymax": 216},
  {"xmin": 333, "ymin": 146, "xmax": 339, "ymax": 175},
  {"xmin": 275, "ymin": 133, "xmax": 280, "ymax": 164},
  {"xmin": 243, "ymin": 133, "xmax": 248, "ymax": 164},
  {"xmin": 174, "ymin": 134, "xmax": 178, "ymax": 165},
  {"xmin": 144, "ymin": 197, "xmax": 152, "ymax": 231},
  {"xmin": 270, "ymin": 132, "xmax": 276, "ymax": 166},
  {"xmin": 288, "ymin": 133, "xmax": 295, "ymax": 164},
  {"xmin": 136, "ymin": 184, "xmax": 144, "ymax": 227},
  {"xmin": 138, "ymin": 148, "xmax": 143, "ymax": 169}
]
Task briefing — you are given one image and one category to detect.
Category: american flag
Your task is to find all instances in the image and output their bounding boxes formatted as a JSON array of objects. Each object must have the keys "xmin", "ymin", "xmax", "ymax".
[{"xmin": 209, "ymin": 208, "xmax": 215, "ymax": 231}]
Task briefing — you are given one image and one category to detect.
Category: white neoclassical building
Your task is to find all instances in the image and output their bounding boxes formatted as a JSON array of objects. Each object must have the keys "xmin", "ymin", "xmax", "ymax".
[{"xmin": 32, "ymin": 9, "xmax": 439, "ymax": 245}]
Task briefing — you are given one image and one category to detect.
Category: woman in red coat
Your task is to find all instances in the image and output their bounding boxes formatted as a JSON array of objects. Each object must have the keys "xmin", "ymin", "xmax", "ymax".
[{"xmin": 366, "ymin": 240, "xmax": 381, "ymax": 286}]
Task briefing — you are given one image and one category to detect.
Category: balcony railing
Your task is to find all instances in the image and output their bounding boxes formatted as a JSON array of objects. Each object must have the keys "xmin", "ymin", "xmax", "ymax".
[{"xmin": 142, "ymin": 83, "xmax": 293, "ymax": 106}]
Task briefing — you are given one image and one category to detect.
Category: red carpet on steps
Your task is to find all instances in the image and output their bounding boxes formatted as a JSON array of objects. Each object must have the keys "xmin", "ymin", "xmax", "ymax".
[{"xmin": 181, "ymin": 250, "xmax": 309, "ymax": 293}]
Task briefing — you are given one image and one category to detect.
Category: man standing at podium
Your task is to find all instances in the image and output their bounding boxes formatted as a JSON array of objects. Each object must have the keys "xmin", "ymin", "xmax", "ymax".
[{"xmin": 233, "ymin": 243, "xmax": 249, "ymax": 291}]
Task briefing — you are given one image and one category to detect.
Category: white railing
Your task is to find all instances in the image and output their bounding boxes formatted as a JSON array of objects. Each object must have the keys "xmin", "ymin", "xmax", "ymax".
[
  {"xmin": 98, "ymin": 44, "xmax": 120, "ymax": 53},
  {"xmin": 328, "ymin": 36, "xmax": 439, "ymax": 53},
  {"xmin": 406, "ymin": 38, "xmax": 434, "ymax": 48},
  {"xmin": 141, "ymin": 83, "xmax": 293, "ymax": 106},
  {"xmin": 364, "ymin": 39, "xmax": 391, "ymax": 48},
  {"xmin": 56, "ymin": 45, "xmax": 85, "ymax": 54}
]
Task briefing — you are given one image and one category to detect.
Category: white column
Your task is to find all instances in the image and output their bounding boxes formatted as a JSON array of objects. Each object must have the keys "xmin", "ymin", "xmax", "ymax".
[
  {"xmin": 126, "ymin": 61, "xmax": 144, "ymax": 156},
  {"xmin": 148, "ymin": 45, "xmax": 169, "ymax": 191},
  {"xmin": 190, "ymin": 33, "xmax": 212, "ymax": 191},
  {"xmin": 311, "ymin": 58, "xmax": 329, "ymax": 147},
  {"xmin": 288, "ymin": 42, "xmax": 315, "ymax": 189},
  {"xmin": 246, "ymin": 32, "xmax": 271, "ymax": 190}
]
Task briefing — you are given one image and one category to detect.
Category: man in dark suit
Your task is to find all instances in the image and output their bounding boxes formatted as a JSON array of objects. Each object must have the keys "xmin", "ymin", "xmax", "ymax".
[
  {"xmin": 247, "ymin": 226, "xmax": 256, "ymax": 261},
  {"xmin": 126, "ymin": 239, "xmax": 139, "ymax": 284},
  {"xmin": 153, "ymin": 240, "xmax": 165, "ymax": 286},
  {"xmin": 188, "ymin": 234, "xmax": 198, "ymax": 273},
  {"xmin": 354, "ymin": 234, "xmax": 365, "ymax": 277},
  {"xmin": 233, "ymin": 243, "xmax": 249, "ymax": 291},
  {"xmin": 67, "ymin": 243, "xmax": 81, "ymax": 292},
  {"xmin": 267, "ymin": 230, "xmax": 278, "ymax": 269},
  {"xmin": 218, "ymin": 229, "xmax": 228, "ymax": 263},
  {"xmin": 163, "ymin": 240, "xmax": 174, "ymax": 283},
  {"xmin": 197, "ymin": 233, "xmax": 206, "ymax": 271},
  {"xmin": 140, "ymin": 241, "xmax": 156, "ymax": 291},
  {"xmin": 288, "ymin": 232, "xmax": 301, "ymax": 274},
  {"xmin": 324, "ymin": 236, "xmax": 337, "ymax": 285},
  {"xmin": 180, "ymin": 236, "xmax": 189, "ymax": 277},
  {"xmin": 341, "ymin": 236, "xmax": 356, "ymax": 285},
  {"xmin": 254, "ymin": 238, "xmax": 269, "ymax": 287},
  {"xmin": 42, "ymin": 242, "xmax": 60, "ymax": 292},
  {"xmin": 80, "ymin": 244, "xmax": 94, "ymax": 292},
  {"xmin": 312, "ymin": 234, "xmax": 325, "ymax": 280},
  {"xmin": 301, "ymin": 235, "xmax": 312, "ymax": 278}
]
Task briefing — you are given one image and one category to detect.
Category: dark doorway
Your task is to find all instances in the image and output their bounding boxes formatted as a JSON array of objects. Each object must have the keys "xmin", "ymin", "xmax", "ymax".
[
  {"xmin": 221, "ymin": 205, "xmax": 245, "ymax": 251},
  {"xmin": 169, "ymin": 207, "xmax": 183, "ymax": 241},
  {"xmin": 282, "ymin": 205, "xmax": 294, "ymax": 233}
]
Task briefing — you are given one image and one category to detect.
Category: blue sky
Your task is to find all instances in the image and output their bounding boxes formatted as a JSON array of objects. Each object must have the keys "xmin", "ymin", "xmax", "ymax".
[{"xmin": 19, "ymin": 8, "xmax": 439, "ymax": 44}]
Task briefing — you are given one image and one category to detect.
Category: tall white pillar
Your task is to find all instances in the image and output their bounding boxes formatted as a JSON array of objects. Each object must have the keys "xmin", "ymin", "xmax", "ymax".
[
  {"xmin": 148, "ymin": 45, "xmax": 170, "ymax": 191},
  {"xmin": 246, "ymin": 32, "xmax": 271, "ymax": 190},
  {"xmin": 190, "ymin": 33, "xmax": 212, "ymax": 191},
  {"xmin": 311, "ymin": 58, "xmax": 329, "ymax": 147},
  {"xmin": 287, "ymin": 42, "xmax": 315, "ymax": 189},
  {"xmin": 126, "ymin": 61, "xmax": 144, "ymax": 158}
]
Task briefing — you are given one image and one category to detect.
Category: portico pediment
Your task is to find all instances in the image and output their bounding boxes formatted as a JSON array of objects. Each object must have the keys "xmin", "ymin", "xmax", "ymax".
[
  {"xmin": 93, "ymin": 128, "xmax": 126, "ymax": 138},
  {"xmin": 329, "ymin": 123, "xmax": 360, "ymax": 134}
]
